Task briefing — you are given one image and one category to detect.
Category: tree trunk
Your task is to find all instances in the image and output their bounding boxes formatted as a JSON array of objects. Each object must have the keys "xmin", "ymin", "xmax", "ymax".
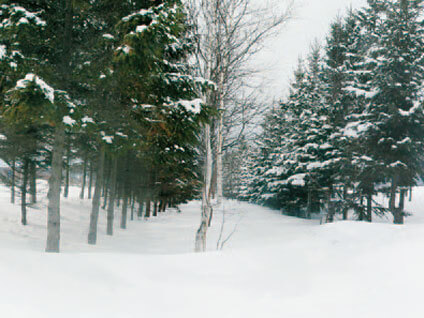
[
  {"xmin": 216, "ymin": 69, "xmax": 225, "ymax": 204},
  {"xmin": 138, "ymin": 200, "xmax": 144, "ymax": 218},
  {"xmin": 120, "ymin": 194, "xmax": 128, "ymax": 229},
  {"xmin": 106, "ymin": 156, "xmax": 118, "ymax": 236},
  {"xmin": 130, "ymin": 194, "xmax": 135, "ymax": 221},
  {"xmin": 46, "ymin": 124, "xmax": 65, "ymax": 253},
  {"xmin": 80, "ymin": 153, "xmax": 87, "ymax": 199},
  {"xmin": 64, "ymin": 145, "xmax": 70, "ymax": 198},
  {"xmin": 11, "ymin": 157, "xmax": 15, "ymax": 204},
  {"xmin": 88, "ymin": 144, "xmax": 105, "ymax": 245},
  {"xmin": 306, "ymin": 187, "xmax": 312, "ymax": 219},
  {"xmin": 325, "ymin": 189, "xmax": 335, "ymax": 223},
  {"xmin": 195, "ymin": 123, "xmax": 213, "ymax": 252},
  {"xmin": 342, "ymin": 185, "xmax": 348, "ymax": 220},
  {"xmin": 88, "ymin": 161, "xmax": 93, "ymax": 199},
  {"xmin": 366, "ymin": 191, "xmax": 372, "ymax": 223},
  {"xmin": 389, "ymin": 175, "xmax": 401, "ymax": 224},
  {"xmin": 21, "ymin": 157, "xmax": 29, "ymax": 226},
  {"xmin": 29, "ymin": 161, "xmax": 37, "ymax": 204},
  {"xmin": 145, "ymin": 199, "xmax": 151, "ymax": 218},
  {"xmin": 395, "ymin": 188, "xmax": 407, "ymax": 225},
  {"xmin": 153, "ymin": 201, "xmax": 158, "ymax": 217}
]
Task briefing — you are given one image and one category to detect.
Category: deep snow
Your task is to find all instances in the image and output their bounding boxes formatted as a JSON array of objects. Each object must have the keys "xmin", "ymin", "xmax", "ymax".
[{"xmin": 1, "ymin": 184, "xmax": 424, "ymax": 317}]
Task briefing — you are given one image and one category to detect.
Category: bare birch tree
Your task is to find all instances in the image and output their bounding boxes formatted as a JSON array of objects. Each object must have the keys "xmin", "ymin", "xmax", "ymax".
[{"xmin": 187, "ymin": 0, "xmax": 294, "ymax": 205}]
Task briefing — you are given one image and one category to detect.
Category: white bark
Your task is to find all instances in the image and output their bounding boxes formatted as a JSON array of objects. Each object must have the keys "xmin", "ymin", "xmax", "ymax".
[{"xmin": 195, "ymin": 123, "xmax": 213, "ymax": 252}]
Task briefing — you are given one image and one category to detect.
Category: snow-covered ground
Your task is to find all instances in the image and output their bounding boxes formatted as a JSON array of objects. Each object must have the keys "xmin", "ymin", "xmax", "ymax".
[{"xmin": 1, "ymin": 184, "xmax": 424, "ymax": 317}]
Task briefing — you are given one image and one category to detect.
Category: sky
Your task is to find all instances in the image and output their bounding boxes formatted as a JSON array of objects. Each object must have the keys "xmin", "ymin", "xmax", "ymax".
[{"xmin": 254, "ymin": 0, "xmax": 368, "ymax": 101}]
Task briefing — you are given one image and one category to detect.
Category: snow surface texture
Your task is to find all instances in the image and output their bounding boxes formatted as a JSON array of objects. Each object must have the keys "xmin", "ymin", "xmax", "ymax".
[{"xmin": 1, "ymin": 184, "xmax": 424, "ymax": 317}]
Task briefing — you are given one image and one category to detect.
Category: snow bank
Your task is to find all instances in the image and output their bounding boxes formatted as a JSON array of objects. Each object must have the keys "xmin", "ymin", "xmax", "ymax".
[{"xmin": 1, "ymin": 184, "xmax": 424, "ymax": 317}]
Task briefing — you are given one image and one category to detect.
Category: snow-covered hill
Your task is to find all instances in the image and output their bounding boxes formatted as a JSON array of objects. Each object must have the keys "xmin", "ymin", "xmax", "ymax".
[{"xmin": 1, "ymin": 184, "xmax": 424, "ymax": 318}]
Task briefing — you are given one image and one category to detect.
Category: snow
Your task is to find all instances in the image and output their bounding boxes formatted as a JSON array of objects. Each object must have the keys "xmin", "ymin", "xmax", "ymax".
[
  {"xmin": 343, "ymin": 121, "xmax": 373, "ymax": 138},
  {"xmin": 136, "ymin": 25, "xmax": 148, "ymax": 33},
  {"xmin": 102, "ymin": 33, "xmax": 114, "ymax": 40},
  {"xmin": 15, "ymin": 73, "xmax": 55, "ymax": 104},
  {"xmin": 2, "ymin": 182, "xmax": 424, "ymax": 317},
  {"xmin": 81, "ymin": 116, "xmax": 94, "ymax": 124},
  {"xmin": 62, "ymin": 116, "xmax": 76, "ymax": 126},
  {"xmin": 176, "ymin": 98, "xmax": 203, "ymax": 114},
  {"xmin": 0, "ymin": 44, "xmax": 5, "ymax": 59}
]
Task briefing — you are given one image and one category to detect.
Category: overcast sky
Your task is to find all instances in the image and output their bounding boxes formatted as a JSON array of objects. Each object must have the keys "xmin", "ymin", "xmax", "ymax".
[{"xmin": 254, "ymin": 0, "xmax": 368, "ymax": 100}]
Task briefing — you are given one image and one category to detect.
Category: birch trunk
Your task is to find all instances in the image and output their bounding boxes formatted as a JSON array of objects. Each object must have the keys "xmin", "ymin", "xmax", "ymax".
[
  {"xmin": 195, "ymin": 123, "xmax": 213, "ymax": 252},
  {"xmin": 46, "ymin": 124, "xmax": 65, "ymax": 253},
  {"xmin": 215, "ymin": 69, "xmax": 225, "ymax": 204},
  {"xmin": 88, "ymin": 144, "xmax": 105, "ymax": 245},
  {"xmin": 106, "ymin": 156, "xmax": 118, "ymax": 236}
]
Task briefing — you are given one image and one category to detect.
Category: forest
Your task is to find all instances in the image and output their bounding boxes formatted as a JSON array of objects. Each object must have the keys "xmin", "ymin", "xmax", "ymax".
[{"xmin": 2, "ymin": 0, "xmax": 424, "ymax": 317}]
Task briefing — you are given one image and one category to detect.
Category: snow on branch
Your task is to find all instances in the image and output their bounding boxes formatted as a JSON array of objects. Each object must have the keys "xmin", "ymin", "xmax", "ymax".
[{"xmin": 15, "ymin": 73, "xmax": 55, "ymax": 104}]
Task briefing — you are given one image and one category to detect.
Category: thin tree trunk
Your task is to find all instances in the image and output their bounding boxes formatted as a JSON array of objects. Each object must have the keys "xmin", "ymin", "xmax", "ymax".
[
  {"xmin": 153, "ymin": 201, "xmax": 158, "ymax": 217},
  {"xmin": 216, "ymin": 69, "xmax": 225, "ymax": 204},
  {"xmin": 395, "ymin": 188, "xmax": 407, "ymax": 225},
  {"xmin": 366, "ymin": 191, "xmax": 372, "ymax": 223},
  {"xmin": 88, "ymin": 144, "xmax": 105, "ymax": 245},
  {"xmin": 130, "ymin": 194, "xmax": 135, "ymax": 221},
  {"xmin": 80, "ymin": 153, "xmax": 87, "ymax": 199},
  {"xmin": 102, "ymin": 157, "xmax": 110, "ymax": 209},
  {"xmin": 307, "ymin": 187, "xmax": 312, "ymax": 219},
  {"xmin": 389, "ymin": 175, "xmax": 401, "ymax": 224},
  {"xmin": 195, "ymin": 123, "xmax": 213, "ymax": 252},
  {"xmin": 21, "ymin": 157, "xmax": 29, "ymax": 226},
  {"xmin": 120, "ymin": 194, "xmax": 128, "ymax": 229},
  {"xmin": 64, "ymin": 145, "xmax": 70, "ymax": 198},
  {"xmin": 145, "ymin": 199, "xmax": 151, "ymax": 218},
  {"xmin": 88, "ymin": 161, "xmax": 93, "ymax": 199},
  {"xmin": 29, "ymin": 161, "xmax": 37, "ymax": 204},
  {"xmin": 342, "ymin": 185, "xmax": 348, "ymax": 220},
  {"xmin": 325, "ymin": 189, "xmax": 335, "ymax": 223},
  {"xmin": 106, "ymin": 156, "xmax": 118, "ymax": 236},
  {"xmin": 46, "ymin": 124, "xmax": 65, "ymax": 253},
  {"xmin": 11, "ymin": 157, "xmax": 15, "ymax": 204},
  {"xmin": 138, "ymin": 200, "xmax": 144, "ymax": 218}
]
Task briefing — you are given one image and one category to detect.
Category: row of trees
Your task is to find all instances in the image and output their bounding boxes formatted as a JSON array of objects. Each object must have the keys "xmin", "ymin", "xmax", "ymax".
[
  {"xmin": 0, "ymin": 0, "xmax": 212, "ymax": 252},
  {"xmin": 233, "ymin": 0, "xmax": 424, "ymax": 224}
]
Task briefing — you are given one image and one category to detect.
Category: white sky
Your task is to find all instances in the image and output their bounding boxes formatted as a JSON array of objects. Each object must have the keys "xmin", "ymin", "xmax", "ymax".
[{"xmin": 254, "ymin": 0, "xmax": 368, "ymax": 100}]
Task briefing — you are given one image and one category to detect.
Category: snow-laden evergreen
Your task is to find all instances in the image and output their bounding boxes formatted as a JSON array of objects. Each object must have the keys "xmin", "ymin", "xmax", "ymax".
[{"xmin": 237, "ymin": 0, "xmax": 424, "ymax": 224}]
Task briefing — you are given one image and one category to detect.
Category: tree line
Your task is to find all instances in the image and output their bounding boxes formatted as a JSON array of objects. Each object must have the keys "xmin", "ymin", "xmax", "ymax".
[
  {"xmin": 0, "ymin": 0, "xmax": 213, "ymax": 252},
  {"xmin": 233, "ymin": 0, "xmax": 424, "ymax": 224}
]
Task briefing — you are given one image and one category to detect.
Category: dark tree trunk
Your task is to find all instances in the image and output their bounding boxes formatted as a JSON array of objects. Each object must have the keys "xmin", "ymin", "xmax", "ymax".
[
  {"xmin": 138, "ymin": 200, "xmax": 144, "ymax": 218},
  {"xmin": 102, "ymin": 157, "xmax": 110, "ymax": 209},
  {"xmin": 145, "ymin": 199, "xmax": 151, "ymax": 218},
  {"xmin": 29, "ymin": 161, "xmax": 36, "ymax": 204},
  {"xmin": 106, "ymin": 156, "xmax": 118, "ymax": 236},
  {"xmin": 342, "ymin": 186, "xmax": 348, "ymax": 220},
  {"xmin": 307, "ymin": 188, "xmax": 312, "ymax": 219},
  {"xmin": 46, "ymin": 124, "xmax": 66, "ymax": 253},
  {"xmin": 11, "ymin": 157, "xmax": 15, "ymax": 204},
  {"xmin": 366, "ymin": 191, "xmax": 372, "ymax": 223},
  {"xmin": 390, "ymin": 175, "xmax": 402, "ymax": 224},
  {"xmin": 88, "ymin": 144, "xmax": 105, "ymax": 245},
  {"xmin": 153, "ymin": 201, "xmax": 158, "ymax": 217},
  {"xmin": 21, "ymin": 157, "xmax": 29, "ymax": 226},
  {"xmin": 80, "ymin": 154, "xmax": 87, "ymax": 199},
  {"xmin": 130, "ymin": 194, "xmax": 135, "ymax": 221},
  {"xmin": 88, "ymin": 161, "xmax": 93, "ymax": 199},
  {"xmin": 64, "ymin": 146, "xmax": 70, "ymax": 198}
]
